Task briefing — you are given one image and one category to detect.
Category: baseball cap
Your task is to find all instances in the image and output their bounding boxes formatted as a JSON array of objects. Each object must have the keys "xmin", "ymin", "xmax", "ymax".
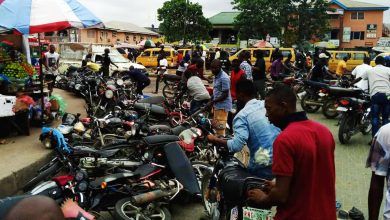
[{"xmin": 319, "ymin": 53, "xmax": 329, "ymax": 59}]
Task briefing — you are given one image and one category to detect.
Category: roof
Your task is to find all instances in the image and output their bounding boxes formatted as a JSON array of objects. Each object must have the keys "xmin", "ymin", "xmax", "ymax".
[
  {"xmin": 208, "ymin": 12, "xmax": 240, "ymax": 25},
  {"xmin": 103, "ymin": 21, "xmax": 159, "ymax": 36},
  {"xmin": 331, "ymin": 0, "xmax": 389, "ymax": 11}
]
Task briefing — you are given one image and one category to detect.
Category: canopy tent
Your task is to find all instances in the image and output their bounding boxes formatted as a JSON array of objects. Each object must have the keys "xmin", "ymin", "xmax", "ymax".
[
  {"xmin": 0, "ymin": 0, "xmax": 103, "ymax": 123},
  {"xmin": 137, "ymin": 39, "xmax": 156, "ymax": 48},
  {"xmin": 254, "ymin": 40, "xmax": 273, "ymax": 48}
]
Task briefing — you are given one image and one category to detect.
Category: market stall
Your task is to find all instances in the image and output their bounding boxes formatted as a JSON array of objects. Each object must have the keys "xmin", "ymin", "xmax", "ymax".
[{"xmin": 0, "ymin": 34, "xmax": 62, "ymax": 136}]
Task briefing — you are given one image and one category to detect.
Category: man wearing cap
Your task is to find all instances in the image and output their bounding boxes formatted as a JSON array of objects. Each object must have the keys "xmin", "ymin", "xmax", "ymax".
[{"xmin": 309, "ymin": 53, "xmax": 334, "ymax": 82}]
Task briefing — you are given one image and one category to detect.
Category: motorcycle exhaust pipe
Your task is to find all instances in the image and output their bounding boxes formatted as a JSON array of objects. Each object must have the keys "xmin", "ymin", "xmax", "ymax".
[
  {"xmin": 304, "ymin": 101, "xmax": 323, "ymax": 106},
  {"xmin": 131, "ymin": 189, "xmax": 177, "ymax": 205}
]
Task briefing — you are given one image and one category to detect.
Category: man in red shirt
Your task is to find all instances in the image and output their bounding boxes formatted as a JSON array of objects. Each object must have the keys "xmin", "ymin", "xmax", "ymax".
[{"xmin": 248, "ymin": 84, "xmax": 336, "ymax": 220}]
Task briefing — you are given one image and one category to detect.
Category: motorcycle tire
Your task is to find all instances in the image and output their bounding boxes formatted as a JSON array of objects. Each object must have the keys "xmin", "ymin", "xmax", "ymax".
[
  {"xmin": 114, "ymin": 198, "xmax": 172, "ymax": 220},
  {"xmin": 22, "ymin": 160, "xmax": 62, "ymax": 192},
  {"xmin": 300, "ymin": 93, "xmax": 321, "ymax": 113},
  {"xmin": 201, "ymin": 169, "xmax": 214, "ymax": 216},
  {"xmin": 361, "ymin": 116, "xmax": 372, "ymax": 135},
  {"xmin": 338, "ymin": 114, "xmax": 355, "ymax": 144},
  {"xmin": 322, "ymin": 99, "xmax": 339, "ymax": 119},
  {"xmin": 162, "ymin": 84, "xmax": 176, "ymax": 99}
]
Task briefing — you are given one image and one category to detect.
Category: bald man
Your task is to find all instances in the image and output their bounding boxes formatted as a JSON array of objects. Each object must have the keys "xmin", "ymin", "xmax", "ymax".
[
  {"xmin": 210, "ymin": 59, "xmax": 232, "ymax": 136},
  {"xmin": 4, "ymin": 196, "xmax": 64, "ymax": 220}
]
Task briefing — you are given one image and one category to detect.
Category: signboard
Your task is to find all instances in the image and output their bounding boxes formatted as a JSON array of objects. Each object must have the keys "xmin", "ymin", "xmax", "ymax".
[
  {"xmin": 342, "ymin": 27, "xmax": 351, "ymax": 42},
  {"xmin": 240, "ymin": 40, "xmax": 248, "ymax": 49},
  {"xmin": 329, "ymin": 39, "xmax": 340, "ymax": 47},
  {"xmin": 366, "ymin": 24, "xmax": 377, "ymax": 39},
  {"xmin": 327, "ymin": 9, "xmax": 344, "ymax": 15},
  {"xmin": 367, "ymin": 24, "xmax": 377, "ymax": 31}
]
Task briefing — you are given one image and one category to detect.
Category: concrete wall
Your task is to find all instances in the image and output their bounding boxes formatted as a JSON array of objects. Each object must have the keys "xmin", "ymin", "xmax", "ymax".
[{"xmin": 78, "ymin": 29, "xmax": 158, "ymax": 45}]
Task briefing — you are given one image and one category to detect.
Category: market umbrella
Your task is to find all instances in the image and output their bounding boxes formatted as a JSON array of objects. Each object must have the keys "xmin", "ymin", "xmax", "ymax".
[
  {"xmin": 0, "ymin": 0, "xmax": 102, "ymax": 123},
  {"xmin": 254, "ymin": 40, "xmax": 273, "ymax": 48},
  {"xmin": 137, "ymin": 40, "xmax": 156, "ymax": 48}
]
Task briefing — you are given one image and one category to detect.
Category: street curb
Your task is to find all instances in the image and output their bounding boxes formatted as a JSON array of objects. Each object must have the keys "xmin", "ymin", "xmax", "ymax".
[{"xmin": 0, "ymin": 151, "xmax": 52, "ymax": 197}]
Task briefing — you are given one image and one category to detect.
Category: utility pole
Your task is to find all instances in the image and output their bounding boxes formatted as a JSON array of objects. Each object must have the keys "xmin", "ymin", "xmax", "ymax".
[{"xmin": 183, "ymin": 0, "xmax": 189, "ymax": 46}]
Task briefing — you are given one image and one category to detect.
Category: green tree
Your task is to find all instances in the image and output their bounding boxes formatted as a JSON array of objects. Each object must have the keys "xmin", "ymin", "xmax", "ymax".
[
  {"xmin": 232, "ymin": 0, "xmax": 330, "ymax": 46},
  {"xmin": 157, "ymin": 0, "xmax": 212, "ymax": 43}
]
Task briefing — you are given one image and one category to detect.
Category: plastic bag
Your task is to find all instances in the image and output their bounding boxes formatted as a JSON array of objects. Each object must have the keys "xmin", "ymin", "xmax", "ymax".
[{"xmin": 49, "ymin": 94, "xmax": 67, "ymax": 116}]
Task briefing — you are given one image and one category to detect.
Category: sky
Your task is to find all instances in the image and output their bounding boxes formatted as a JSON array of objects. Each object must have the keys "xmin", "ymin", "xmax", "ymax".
[{"xmin": 78, "ymin": 0, "xmax": 390, "ymax": 27}]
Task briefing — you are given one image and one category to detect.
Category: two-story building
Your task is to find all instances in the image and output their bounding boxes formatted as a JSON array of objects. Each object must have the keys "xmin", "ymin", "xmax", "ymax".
[{"xmin": 328, "ymin": 0, "xmax": 389, "ymax": 49}]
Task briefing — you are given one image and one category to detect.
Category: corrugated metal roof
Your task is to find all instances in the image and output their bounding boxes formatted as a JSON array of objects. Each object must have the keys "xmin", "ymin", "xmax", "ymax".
[
  {"xmin": 208, "ymin": 12, "xmax": 240, "ymax": 25},
  {"xmin": 331, "ymin": 0, "xmax": 389, "ymax": 10},
  {"xmin": 103, "ymin": 21, "xmax": 159, "ymax": 36}
]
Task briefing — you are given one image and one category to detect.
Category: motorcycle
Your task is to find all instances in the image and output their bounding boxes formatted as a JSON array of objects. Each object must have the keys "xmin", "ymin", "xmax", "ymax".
[
  {"xmin": 201, "ymin": 144, "xmax": 271, "ymax": 220},
  {"xmin": 336, "ymin": 90, "xmax": 371, "ymax": 144}
]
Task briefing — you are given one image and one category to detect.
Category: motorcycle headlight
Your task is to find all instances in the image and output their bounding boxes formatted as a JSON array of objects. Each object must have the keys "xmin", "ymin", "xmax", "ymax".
[
  {"xmin": 116, "ymin": 79, "xmax": 124, "ymax": 86},
  {"xmin": 75, "ymin": 84, "xmax": 82, "ymax": 91},
  {"xmin": 42, "ymin": 138, "xmax": 52, "ymax": 149},
  {"xmin": 105, "ymin": 90, "xmax": 114, "ymax": 99}
]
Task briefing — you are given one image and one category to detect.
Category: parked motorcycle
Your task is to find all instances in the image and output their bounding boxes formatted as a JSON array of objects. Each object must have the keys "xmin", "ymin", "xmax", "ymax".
[{"xmin": 336, "ymin": 90, "xmax": 371, "ymax": 144}]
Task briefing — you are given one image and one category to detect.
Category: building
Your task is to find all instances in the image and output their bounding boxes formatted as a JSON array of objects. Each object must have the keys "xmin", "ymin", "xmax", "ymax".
[
  {"xmin": 328, "ymin": 0, "xmax": 389, "ymax": 49},
  {"xmin": 209, "ymin": 0, "xmax": 388, "ymax": 49},
  {"xmin": 44, "ymin": 21, "xmax": 159, "ymax": 45},
  {"xmin": 208, "ymin": 12, "xmax": 239, "ymax": 44}
]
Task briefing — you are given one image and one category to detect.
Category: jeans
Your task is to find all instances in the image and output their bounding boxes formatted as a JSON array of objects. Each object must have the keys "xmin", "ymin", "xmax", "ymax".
[
  {"xmin": 371, "ymin": 92, "xmax": 390, "ymax": 137},
  {"xmin": 155, "ymin": 74, "xmax": 161, "ymax": 93},
  {"xmin": 253, "ymin": 79, "xmax": 266, "ymax": 100},
  {"xmin": 137, "ymin": 79, "xmax": 150, "ymax": 95},
  {"xmin": 190, "ymin": 99, "xmax": 209, "ymax": 115}
]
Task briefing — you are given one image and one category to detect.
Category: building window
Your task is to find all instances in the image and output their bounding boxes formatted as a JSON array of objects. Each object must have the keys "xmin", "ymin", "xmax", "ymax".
[
  {"xmin": 350, "ymin": 31, "xmax": 365, "ymax": 40},
  {"xmin": 329, "ymin": 14, "xmax": 339, "ymax": 20},
  {"xmin": 87, "ymin": 30, "xmax": 95, "ymax": 38},
  {"xmin": 112, "ymin": 31, "xmax": 117, "ymax": 38},
  {"xmin": 351, "ymin": 12, "xmax": 364, "ymax": 20}
]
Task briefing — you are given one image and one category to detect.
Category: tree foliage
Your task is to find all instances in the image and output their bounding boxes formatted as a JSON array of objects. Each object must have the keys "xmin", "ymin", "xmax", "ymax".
[
  {"xmin": 232, "ymin": 0, "xmax": 330, "ymax": 46},
  {"xmin": 157, "ymin": 0, "xmax": 212, "ymax": 43}
]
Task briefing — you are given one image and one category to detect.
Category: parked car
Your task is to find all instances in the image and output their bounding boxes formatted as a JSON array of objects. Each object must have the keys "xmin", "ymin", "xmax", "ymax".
[
  {"xmin": 326, "ymin": 50, "xmax": 369, "ymax": 72},
  {"xmin": 136, "ymin": 48, "xmax": 177, "ymax": 68}
]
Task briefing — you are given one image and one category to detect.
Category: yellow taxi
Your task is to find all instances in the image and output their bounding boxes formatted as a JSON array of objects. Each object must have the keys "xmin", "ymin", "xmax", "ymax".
[
  {"xmin": 327, "ymin": 51, "xmax": 369, "ymax": 72},
  {"xmin": 136, "ymin": 48, "xmax": 177, "ymax": 68},
  {"xmin": 370, "ymin": 52, "xmax": 390, "ymax": 67},
  {"xmin": 229, "ymin": 48, "xmax": 296, "ymax": 70}
]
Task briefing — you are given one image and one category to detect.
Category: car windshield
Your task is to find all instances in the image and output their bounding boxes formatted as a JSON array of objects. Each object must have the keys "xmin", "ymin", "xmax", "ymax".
[{"xmin": 109, "ymin": 55, "xmax": 128, "ymax": 63}]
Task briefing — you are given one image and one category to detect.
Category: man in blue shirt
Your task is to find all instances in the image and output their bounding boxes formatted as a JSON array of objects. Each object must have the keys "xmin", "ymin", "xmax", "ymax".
[
  {"xmin": 210, "ymin": 59, "xmax": 232, "ymax": 136},
  {"xmin": 208, "ymin": 79, "xmax": 280, "ymax": 179}
]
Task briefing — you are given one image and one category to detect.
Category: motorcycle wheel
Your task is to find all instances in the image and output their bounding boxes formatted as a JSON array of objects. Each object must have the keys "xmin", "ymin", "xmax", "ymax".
[
  {"xmin": 361, "ymin": 114, "xmax": 372, "ymax": 135},
  {"xmin": 201, "ymin": 169, "xmax": 215, "ymax": 216},
  {"xmin": 322, "ymin": 99, "xmax": 339, "ymax": 119},
  {"xmin": 300, "ymin": 93, "xmax": 321, "ymax": 113},
  {"xmin": 23, "ymin": 160, "xmax": 62, "ymax": 192},
  {"xmin": 338, "ymin": 114, "xmax": 355, "ymax": 144},
  {"xmin": 162, "ymin": 84, "xmax": 176, "ymax": 99},
  {"xmin": 114, "ymin": 199, "xmax": 171, "ymax": 220},
  {"xmin": 192, "ymin": 162, "xmax": 213, "ymax": 194}
]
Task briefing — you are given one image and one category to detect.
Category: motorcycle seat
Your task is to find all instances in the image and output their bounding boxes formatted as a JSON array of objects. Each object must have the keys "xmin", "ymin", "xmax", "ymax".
[
  {"xmin": 328, "ymin": 87, "xmax": 363, "ymax": 97},
  {"xmin": 143, "ymin": 135, "xmax": 179, "ymax": 146},
  {"xmin": 72, "ymin": 145, "xmax": 120, "ymax": 158},
  {"xmin": 163, "ymin": 74, "xmax": 182, "ymax": 82},
  {"xmin": 137, "ymin": 96, "xmax": 164, "ymax": 105},
  {"xmin": 149, "ymin": 124, "xmax": 173, "ymax": 134},
  {"xmin": 134, "ymin": 103, "xmax": 166, "ymax": 115},
  {"xmin": 304, "ymin": 80, "xmax": 329, "ymax": 89}
]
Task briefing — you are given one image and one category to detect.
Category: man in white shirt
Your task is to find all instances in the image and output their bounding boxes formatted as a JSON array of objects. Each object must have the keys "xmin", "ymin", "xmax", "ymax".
[
  {"xmin": 184, "ymin": 66, "xmax": 211, "ymax": 114},
  {"xmin": 44, "ymin": 45, "xmax": 60, "ymax": 93},
  {"xmin": 154, "ymin": 54, "xmax": 168, "ymax": 94},
  {"xmin": 351, "ymin": 57, "xmax": 372, "ymax": 92},
  {"xmin": 359, "ymin": 56, "xmax": 390, "ymax": 137},
  {"xmin": 366, "ymin": 123, "xmax": 390, "ymax": 220}
]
